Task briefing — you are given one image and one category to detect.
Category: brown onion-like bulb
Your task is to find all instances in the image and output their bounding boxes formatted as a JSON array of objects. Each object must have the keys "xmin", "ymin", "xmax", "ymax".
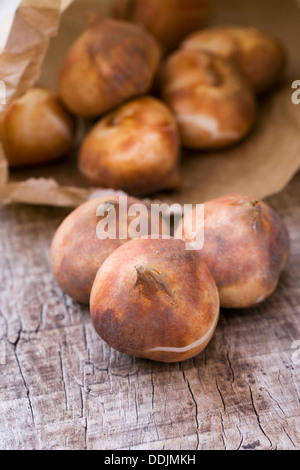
[
  {"xmin": 51, "ymin": 196, "xmax": 166, "ymax": 305},
  {"xmin": 58, "ymin": 17, "xmax": 161, "ymax": 117},
  {"xmin": 176, "ymin": 194, "xmax": 290, "ymax": 309},
  {"xmin": 111, "ymin": 0, "xmax": 209, "ymax": 53},
  {"xmin": 182, "ymin": 26, "xmax": 286, "ymax": 94},
  {"xmin": 79, "ymin": 96, "xmax": 181, "ymax": 196},
  {"xmin": 0, "ymin": 88, "xmax": 75, "ymax": 167},
  {"xmin": 90, "ymin": 237, "xmax": 220, "ymax": 362},
  {"xmin": 161, "ymin": 49, "xmax": 256, "ymax": 149}
]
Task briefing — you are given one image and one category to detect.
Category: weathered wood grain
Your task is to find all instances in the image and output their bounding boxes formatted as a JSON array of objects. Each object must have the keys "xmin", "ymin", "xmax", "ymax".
[{"xmin": 0, "ymin": 174, "xmax": 300, "ymax": 450}]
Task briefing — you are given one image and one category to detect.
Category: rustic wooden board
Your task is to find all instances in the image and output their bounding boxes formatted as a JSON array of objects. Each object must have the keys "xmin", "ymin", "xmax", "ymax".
[{"xmin": 0, "ymin": 173, "xmax": 300, "ymax": 450}]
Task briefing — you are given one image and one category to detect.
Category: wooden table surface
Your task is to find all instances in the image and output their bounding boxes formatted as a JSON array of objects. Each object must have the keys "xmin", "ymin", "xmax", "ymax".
[{"xmin": 0, "ymin": 173, "xmax": 300, "ymax": 451}]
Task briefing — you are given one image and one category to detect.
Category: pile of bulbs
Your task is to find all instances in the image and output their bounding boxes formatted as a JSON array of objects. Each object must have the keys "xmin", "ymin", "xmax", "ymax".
[{"xmin": 0, "ymin": 0, "xmax": 290, "ymax": 363}]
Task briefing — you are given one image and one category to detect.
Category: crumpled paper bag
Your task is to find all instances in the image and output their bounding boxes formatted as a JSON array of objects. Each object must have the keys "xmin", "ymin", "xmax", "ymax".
[
  {"xmin": 0, "ymin": 0, "xmax": 71, "ymax": 111},
  {"xmin": 0, "ymin": 0, "xmax": 299, "ymax": 207}
]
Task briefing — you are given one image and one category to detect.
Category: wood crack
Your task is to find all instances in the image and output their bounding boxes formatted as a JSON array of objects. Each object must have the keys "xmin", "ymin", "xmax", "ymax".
[
  {"xmin": 58, "ymin": 349, "xmax": 68, "ymax": 412},
  {"xmin": 215, "ymin": 378, "xmax": 226, "ymax": 412},
  {"xmin": 14, "ymin": 338, "xmax": 35, "ymax": 426},
  {"xmin": 220, "ymin": 412, "xmax": 227, "ymax": 450},
  {"xmin": 247, "ymin": 383, "xmax": 273, "ymax": 449},
  {"xmin": 180, "ymin": 365, "xmax": 200, "ymax": 450},
  {"xmin": 281, "ymin": 423, "xmax": 296, "ymax": 449},
  {"xmin": 150, "ymin": 366, "xmax": 155, "ymax": 411},
  {"xmin": 263, "ymin": 388, "xmax": 285, "ymax": 417},
  {"xmin": 226, "ymin": 348, "xmax": 235, "ymax": 391},
  {"xmin": 236, "ymin": 427, "xmax": 244, "ymax": 450}
]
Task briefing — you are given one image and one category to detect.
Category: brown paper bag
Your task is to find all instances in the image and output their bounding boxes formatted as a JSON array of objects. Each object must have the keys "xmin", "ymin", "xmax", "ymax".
[{"xmin": 0, "ymin": 0, "xmax": 299, "ymax": 207}]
